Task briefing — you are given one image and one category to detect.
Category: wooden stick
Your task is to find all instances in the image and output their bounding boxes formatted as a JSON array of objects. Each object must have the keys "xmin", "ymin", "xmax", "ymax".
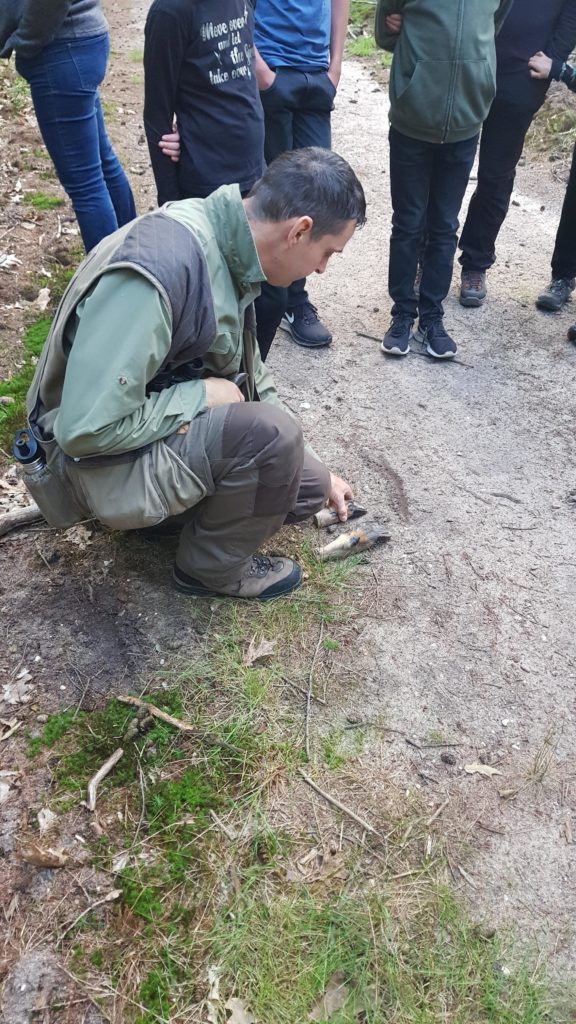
[
  {"xmin": 117, "ymin": 694, "xmax": 240, "ymax": 755},
  {"xmin": 298, "ymin": 768, "xmax": 382, "ymax": 838},
  {"xmin": 425, "ymin": 798, "xmax": 450, "ymax": 827},
  {"xmin": 86, "ymin": 748, "xmax": 124, "ymax": 812},
  {"xmin": 57, "ymin": 889, "xmax": 121, "ymax": 943},
  {"xmin": 305, "ymin": 622, "xmax": 324, "ymax": 759},
  {"xmin": 0, "ymin": 721, "xmax": 22, "ymax": 742},
  {"xmin": 0, "ymin": 504, "xmax": 44, "ymax": 538}
]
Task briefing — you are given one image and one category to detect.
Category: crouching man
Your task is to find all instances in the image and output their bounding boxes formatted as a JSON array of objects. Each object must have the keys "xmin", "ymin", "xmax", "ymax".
[{"xmin": 22, "ymin": 148, "xmax": 366, "ymax": 600}]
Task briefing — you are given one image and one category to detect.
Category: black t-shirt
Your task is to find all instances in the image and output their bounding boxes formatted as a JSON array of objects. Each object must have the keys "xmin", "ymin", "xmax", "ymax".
[
  {"xmin": 144, "ymin": 0, "xmax": 264, "ymax": 204},
  {"xmin": 496, "ymin": 0, "xmax": 576, "ymax": 78}
]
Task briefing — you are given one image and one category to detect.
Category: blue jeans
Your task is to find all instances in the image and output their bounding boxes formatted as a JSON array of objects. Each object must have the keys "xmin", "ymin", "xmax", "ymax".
[
  {"xmin": 16, "ymin": 34, "xmax": 136, "ymax": 252},
  {"xmin": 388, "ymin": 127, "xmax": 478, "ymax": 323}
]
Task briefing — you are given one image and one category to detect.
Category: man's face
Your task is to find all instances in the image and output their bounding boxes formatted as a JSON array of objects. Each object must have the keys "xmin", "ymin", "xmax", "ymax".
[{"xmin": 265, "ymin": 218, "xmax": 357, "ymax": 287}]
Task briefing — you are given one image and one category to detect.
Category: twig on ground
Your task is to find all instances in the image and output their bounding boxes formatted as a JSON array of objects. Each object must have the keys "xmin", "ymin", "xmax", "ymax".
[
  {"xmin": 134, "ymin": 762, "xmax": 146, "ymax": 843},
  {"xmin": 86, "ymin": 748, "xmax": 124, "ymax": 812},
  {"xmin": 116, "ymin": 694, "xmax": 240, "ymax": 754},
  {"xmin": 57, "ymin": 889, "xmax": 121, "ymax": 944},
  {"xmin": 209, "ymin": 809, "xmax": 237, "ymax": 841},
  {"xmin": 1, "ymin": 719, "xmax": 22, "ymax": 741},
  {"xmin": 281, "ymin": 677, "xmax": 326, "ymax": 705},
  {"xmin": 58, "ymin": 968, "xmax": 113, "ymax": 1023},
  {"xmin": 457, "ymin": 863, "xmax": 477, "ymax": 888},
  {"xmin": 298, "ymin": 768, "xmax": 383, "ymax": 839},
  {"xmin": 0, "ymin": 504, "xmax": 44, "ymax": 539},
  {"xmin": 425, "ymin": 798, "xmax": 450, "ymax": 827},
  {"xmin": 305, "ymin": 622, "xmax": 325, "ymax": 759}
]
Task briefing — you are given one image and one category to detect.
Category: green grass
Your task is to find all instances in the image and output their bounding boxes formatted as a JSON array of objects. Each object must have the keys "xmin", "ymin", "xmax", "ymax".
[
  {"xmin": 19, "ymin": 561, "xmax": 575, "ymax": 1023},
  {"xmin": 208, "ymin": 885, "xmax": 559, "ymax": 1024},
  {"xmin": 24, "ymin": 192, "xmax": 65, "ymax": 210},
  {"xmin": 129, "ymin": 48, "xmax": 144, "ymax": 63},
  {"xmin": 0, "ymin": 317, "xmax": 51, "ymax": 449}
]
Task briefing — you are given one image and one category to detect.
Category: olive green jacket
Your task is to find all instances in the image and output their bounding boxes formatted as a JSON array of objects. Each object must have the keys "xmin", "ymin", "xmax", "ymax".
[{"xmin": 375, "ymin": 0, "xmax": 513, "ymax": 144}]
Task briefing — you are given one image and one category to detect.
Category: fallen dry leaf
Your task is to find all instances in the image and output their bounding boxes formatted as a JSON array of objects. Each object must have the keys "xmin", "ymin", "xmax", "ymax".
[
  {"xmin": 464, "ymin": 763, "xmax": 502, "ymax": 778},
  {"xmin": 0, "ymin": 781, "xmax": 12, "ymax": 805},
  {"xmin": 309, "ymin": 971, "xmax": 349, "ymax": 1021},
  {"xmin": 64, "ymin": 524, "xmax": 93, "ymax": 549},
  {"xmin": 242, "ymin": 636, "xmax": 276, "ymax": 667},
  {"xmin": 225, "ymin": 997, "xmax": 256, "ymax": 1024},
  {"xmin": 38, "ymin": 808, "xmax": 59, "ymax": 835},
  {"xmin": 206, "ymin": 966, "xmax": 221, "ymax": 1024},
  {"xmin": 19, "ymin": 843, "xmax": 69, "ymax": 868},
  {"xmin": 34, "ymin": 286, "xmax": 51, "ymax": 311}
]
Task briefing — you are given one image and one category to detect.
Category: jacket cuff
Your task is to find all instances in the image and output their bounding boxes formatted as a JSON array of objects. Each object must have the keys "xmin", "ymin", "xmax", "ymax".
[{"xmin": 550, "ymin": 58, "xmax": 563, "ymax": 81}]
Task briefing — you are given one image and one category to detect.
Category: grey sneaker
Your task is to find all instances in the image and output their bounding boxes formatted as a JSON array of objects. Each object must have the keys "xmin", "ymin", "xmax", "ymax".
[
  {"xmin": 381, "ymin": 315, "xmax": 413, "ymax": 356},
  {"xmin": 173, "ymin": 554, "xmax": 302, "ymax": 600},
  {"xmin": 536, "ymin": 278, "xmax": 575, "ymax": 312},
  {"xmin": 460, "ymin": 269, "xmax": 487, "ymax": 307}
]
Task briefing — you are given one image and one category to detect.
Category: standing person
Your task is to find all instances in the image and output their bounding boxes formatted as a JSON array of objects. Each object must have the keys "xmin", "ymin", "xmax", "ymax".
[
  {"xmin": 3, "ymin": 0, "xmax": 136, "ymax": 253},
  {"xmin": 21, "ymin": 148, "xmax": 365, "ymax": 600},
  {"xmin": 253, "ymin": 0, "xmax": 350, "ymax": 352},
  {"xmin": 377, "ymin": 0, "xmax": 511, "ymax": 360},
  {"xmin": 529, "ymin": 52, "xmax": 576, "ymax": 324},
  {"xmin": 143, "ymin": 0, "xmax": 264, "ymax": 206},
  {"xmin": 458, "ymin": 0, "xmax": 576, "ymax": 308}
]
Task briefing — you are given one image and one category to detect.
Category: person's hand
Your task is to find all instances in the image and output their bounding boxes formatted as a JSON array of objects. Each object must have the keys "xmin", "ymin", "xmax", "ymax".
[
  {"xmin": 328, "ymin": 473, "xmax": 354, "ymax": 522},
  {"xmin": 256, "ymin": 62, "xmax": 276, "ymax": 91},
  {"xmin": 204, "ymin": 377, "xmax": 244, "ymax": 407},
  {"xmin": 385, "ymin": 13, "xmax": 403, "ymax": 34},
  {"xmin": 327, "ymin": 63, "xmax": 341, "ymax": 90},
  {"xmin": 159, "ymin": 128, "xmax": 180, "ymax": 163},
  {"xmin": 528, "ymin": 51, "xmax": 552, "ymax": 79}
]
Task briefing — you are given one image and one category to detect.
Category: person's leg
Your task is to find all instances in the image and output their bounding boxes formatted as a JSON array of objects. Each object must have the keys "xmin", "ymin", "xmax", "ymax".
[
  {"xmin": 95, "ymin": 94, "xmax": 136, "ymax": 228},
  {"xmin": 282, "ymin": 71, "xmax": 334, "ymax": 340},
  {"xmin": 170, "ymin": 402, "xmax": 328, "ymax": 591},
  {"xmin": 459, "ymin": 77, "xmax": 547, "ymax": 275},
  {"xmin": 388, "ymin": 127, "xmax": 434, "ymax": 321},
  {"xmin": 551, "ymin": 142, "xmax": 576, "ymax": 280},
  {"xmin": 418, "ymin": 133, "xmax": 478, "ymax": 325},
  {"xmin": 535, "ymin": 141, "xmax": 576, "ymax": 311},
  {"xmin": 254, "ymin": 284, "xmax": 288, "ymax": 361},
  {"xmin": 16, "ymin": 34, "xmax": 128, "ymax": 252}
]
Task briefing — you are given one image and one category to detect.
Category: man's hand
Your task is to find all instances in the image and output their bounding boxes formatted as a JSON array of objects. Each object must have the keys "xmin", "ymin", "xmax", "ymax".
[
  {"xmin": 204, "ymin": 377, "xmax": 245, "ymax": 407},
  {"xmin": 385, "ymin": 12, "xmax": 402, "ymax": 34},
  {"xmin": 528, "ymin": 51, "xmax": 552, "ymax": 79},
  {"xmin": 328, "ymin": 472, "xmax": 354, "ymax": 521},
  {"xmin": 254, "ymin": 46, "xmax": 276, "ymax": 91},
  {"xmin": 327, "ymin": 63, "xmax": 341, "ymax": 90},
  {"xmin": 159, "ymin": 128, "xmax": 180, "ymax": 163}
]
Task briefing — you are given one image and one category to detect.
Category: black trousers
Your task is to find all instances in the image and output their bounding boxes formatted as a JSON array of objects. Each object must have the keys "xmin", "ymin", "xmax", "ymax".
[
  {"xmin": 459, "ymin": 73, "xmax": 548, "ymax": 272},
  {"xmin": 551, "ymin": 141, "xmax": 576, "ymax": 280},
  {"xmin": 254, "ymin": 67, "xmax": 334, "ymax": 360},
  {"xmin": 389, "ymin": 127, "xmax": 478, "ymax": 323}
]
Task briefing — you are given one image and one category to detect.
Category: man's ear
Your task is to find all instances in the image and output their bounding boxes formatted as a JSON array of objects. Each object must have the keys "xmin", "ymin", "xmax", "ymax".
[{"xmin": 287, "ymin": 215, "xmax": 313, "ymax": 246}]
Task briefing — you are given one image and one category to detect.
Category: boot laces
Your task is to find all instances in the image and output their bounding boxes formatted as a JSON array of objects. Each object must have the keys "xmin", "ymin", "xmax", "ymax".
[
  {"xmin": 390, "ymin": 316, "xmax": 412, "ymax": 337},
  {"xmin": 248, "ymin": 555, "xmax": 276, "ymax": 578},
  {"xmin": 463, "ymin": 271, "xmax": 484, "ymax": 290}
]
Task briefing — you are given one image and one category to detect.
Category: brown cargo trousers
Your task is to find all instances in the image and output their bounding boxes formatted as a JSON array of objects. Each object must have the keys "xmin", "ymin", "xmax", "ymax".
[{"xmin": 154, "ymin": 401, "xmax": 330, "ymax": 587}]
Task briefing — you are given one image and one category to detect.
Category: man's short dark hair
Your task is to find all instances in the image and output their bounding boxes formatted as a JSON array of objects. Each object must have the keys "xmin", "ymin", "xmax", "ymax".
[{"xmin": 247, "ymin": 148, "xmax": 366, "ymax": 239}]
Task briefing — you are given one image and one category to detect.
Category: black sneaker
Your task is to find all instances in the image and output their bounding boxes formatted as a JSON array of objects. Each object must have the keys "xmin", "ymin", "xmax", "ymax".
[
  {"xmin": 460, "ymin": 269, "xmax": 487, "ymax": 307},
  {"xmin": 172, "ymin": 554, "xmax": 302, "ymax": 601},
  {"xmin": 420, "ymin": 320, "xmax": 457, "ymax": 359},
  {"xmin": 536, "ymin": 278, "xmax": 575, "ymax": 312},
  {"xmin": 280, "ymin": 302, "xmax": 332, "ymax": 348},
  {"xmin": 381, "ymin": 315, "xmax": 412, "ymax": 356}
]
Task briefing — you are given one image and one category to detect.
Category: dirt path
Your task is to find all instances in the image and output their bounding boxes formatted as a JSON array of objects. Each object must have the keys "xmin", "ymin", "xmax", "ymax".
[{"xmin": 1, "ymin": 0, "xmax": 575, "ymax": 998}]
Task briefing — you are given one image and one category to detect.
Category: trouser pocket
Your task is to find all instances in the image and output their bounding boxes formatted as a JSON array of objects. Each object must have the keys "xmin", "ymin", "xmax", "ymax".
[{"xmin": 20, "ymin": 450, "xmax": 85, "ymax": 528}]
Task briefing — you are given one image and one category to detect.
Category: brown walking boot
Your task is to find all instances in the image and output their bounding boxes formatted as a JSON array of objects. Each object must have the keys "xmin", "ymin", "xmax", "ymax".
[{"xmin": 172, "ymin": 554, "xmax": 302, "ymax": 600}]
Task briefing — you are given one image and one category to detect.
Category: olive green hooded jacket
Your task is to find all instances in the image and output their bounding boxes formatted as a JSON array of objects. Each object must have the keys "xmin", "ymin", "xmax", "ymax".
[{"xmin": 375, "ymin": 0, "xmax": 513, "ymax": 144}]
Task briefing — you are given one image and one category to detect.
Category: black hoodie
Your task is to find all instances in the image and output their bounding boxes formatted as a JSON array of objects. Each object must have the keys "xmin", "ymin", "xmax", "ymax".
[{"xmin": 496, "ymin": 0, "xmax": 576, "ymax": 80}]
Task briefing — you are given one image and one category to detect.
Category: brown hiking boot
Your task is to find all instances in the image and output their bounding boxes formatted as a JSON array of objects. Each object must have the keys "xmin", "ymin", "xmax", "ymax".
[
  {"xmin": 172, "ymin": 554, "xmax": 302, "ymax": 601},
  {"xmin": 459, "ymin": 270, "xmax": 487, "ymax": 307}
]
